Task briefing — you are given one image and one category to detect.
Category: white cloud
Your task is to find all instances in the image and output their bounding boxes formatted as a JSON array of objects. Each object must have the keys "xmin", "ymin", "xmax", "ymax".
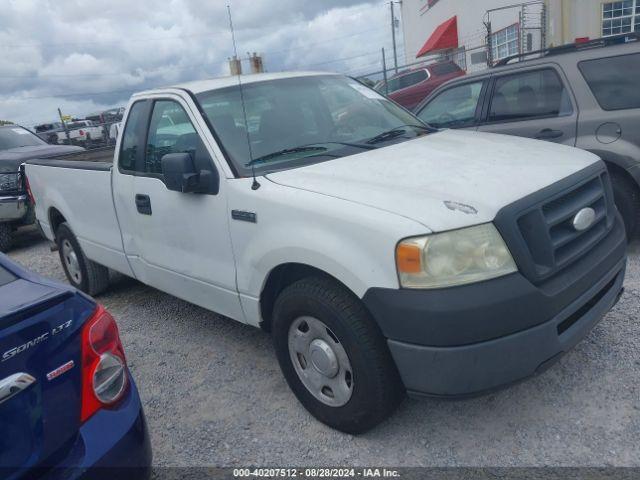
[{"xmin": 0, "ymin": 0, "xmax": 403, "ymax": 127}]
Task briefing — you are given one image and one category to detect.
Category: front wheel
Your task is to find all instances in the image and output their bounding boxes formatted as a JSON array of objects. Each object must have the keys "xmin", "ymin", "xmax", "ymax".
[
  {"xmin": 0, "ymin": 222, "xmax": 13, "ymax": 253},
  {"xmin": 272, "ymin": 276, "xmax": 404, "ymax": 434},
  {"xmin": 56, "ymin": 222, "xmax": 109, "ymax": 295}
]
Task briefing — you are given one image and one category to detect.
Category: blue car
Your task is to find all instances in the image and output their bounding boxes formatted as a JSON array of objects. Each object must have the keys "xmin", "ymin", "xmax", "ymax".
[{"xmin": 0, "ymin": 254, "xmax": 151, "ymax": 479}]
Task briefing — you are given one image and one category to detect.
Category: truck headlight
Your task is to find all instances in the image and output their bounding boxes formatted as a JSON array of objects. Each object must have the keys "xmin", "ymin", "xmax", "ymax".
[
  {"xmin": 396, "ymin": 223, "xmax": 517, "ymax": 289},
  {"xmin": 0, "ymin": 173, "xmax": 20, "ymax": 192}
]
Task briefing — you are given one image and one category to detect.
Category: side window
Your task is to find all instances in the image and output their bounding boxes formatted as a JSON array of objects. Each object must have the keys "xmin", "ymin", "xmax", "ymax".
[
  {"xmin": 417, "ymin": 81, "xmax": 484, "ymax": 128},
  {"xmin": 145, "ymin": 100, "xmax": 202, "ymax": 175},
  {"xmin": 579, "ymin": 53, "xmax": 640, "ymax": 111},
  {"xmin": 488, "ymin": 69, "xmax": 572, "ymax": 122},
  {"xmin": 119, "ymin": 101, "xmax": 147, "ymax": 171}
]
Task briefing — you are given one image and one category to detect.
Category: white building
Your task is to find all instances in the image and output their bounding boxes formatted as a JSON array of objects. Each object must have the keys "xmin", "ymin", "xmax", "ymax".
[{"xmin": 399, "ymin": 0, "xmax": 639, "ymax": 72}]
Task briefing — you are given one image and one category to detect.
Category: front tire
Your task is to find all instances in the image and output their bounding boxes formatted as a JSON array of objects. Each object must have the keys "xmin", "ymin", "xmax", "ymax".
[
  {"xmin": 56, "ymin": 222, "xmax": 109, "ymax": 295},
  {"xmin": 272, "ymin": 276, "xmax": 404, "ymax": 434},
  {"xmin": 0, "ymin": 222, "xmax": 13, "ymax": 253}
]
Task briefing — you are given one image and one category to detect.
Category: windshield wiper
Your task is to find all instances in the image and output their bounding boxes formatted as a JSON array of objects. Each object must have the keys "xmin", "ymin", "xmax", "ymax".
[
  {"xmin": 366, "ymin": 124, "xmax": 434, "ymax": 145},
  {"xmin": 245, "ymin": 142, "xmax": 375, "ymax": 167}
]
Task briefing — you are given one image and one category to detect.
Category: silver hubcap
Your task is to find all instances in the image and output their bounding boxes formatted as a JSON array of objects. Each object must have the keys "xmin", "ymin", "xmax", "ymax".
[
  {"xmin": 288, "ymin": 316, "xmax": 353, "ymax": 407},
  {"xmin": 62, "ymin": 239, "xmax": 82, "ymax": 284}
]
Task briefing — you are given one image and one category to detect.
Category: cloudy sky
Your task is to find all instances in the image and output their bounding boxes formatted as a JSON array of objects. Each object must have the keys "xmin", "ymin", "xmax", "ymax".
[{"xmin": 0, "ymin": 0, "xmax": 404, "ymax": 127}]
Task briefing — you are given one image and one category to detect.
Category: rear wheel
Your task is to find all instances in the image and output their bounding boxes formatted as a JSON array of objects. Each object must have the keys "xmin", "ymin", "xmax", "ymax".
[
  {"xmin": 611, "ymin": 172, "xmax": 640, "ymax": 240},
  {"xmin": 0, "ymin": 222, "xmax": 13, "ymax": 253},
  {"xmin": 56, "ymin": 222, "xmax": 109, "ymax": 295},
  {"xmin": 272, "ymin": 276, "xmax": 404, "ymax": 434}
]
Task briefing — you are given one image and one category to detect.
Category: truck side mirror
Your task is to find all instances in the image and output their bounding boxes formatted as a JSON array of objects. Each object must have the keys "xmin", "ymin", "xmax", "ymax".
[{"xmin": 161, "ymin": 153, "xmax": 219, "ymax": 195}]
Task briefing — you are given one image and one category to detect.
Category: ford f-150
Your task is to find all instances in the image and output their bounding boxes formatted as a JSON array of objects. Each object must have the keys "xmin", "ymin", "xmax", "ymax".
[{"xmin": 25, "ymin": 72, "xmax": 627, "ymax": 433}]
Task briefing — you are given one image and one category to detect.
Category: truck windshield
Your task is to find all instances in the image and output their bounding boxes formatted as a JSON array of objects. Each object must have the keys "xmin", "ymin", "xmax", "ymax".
[
  {"xmin": 0, "ymin": 127, "xmax": 46, "ymax": 150},
  {"xmin": 195, "ymin": 75, "xmax": 431, "ymax": 176}
]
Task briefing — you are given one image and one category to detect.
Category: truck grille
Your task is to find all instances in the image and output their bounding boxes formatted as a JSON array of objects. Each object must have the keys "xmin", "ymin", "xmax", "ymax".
[{"xmin": 495, "ymin": 164, "xmax": 617, "ymax": 284}]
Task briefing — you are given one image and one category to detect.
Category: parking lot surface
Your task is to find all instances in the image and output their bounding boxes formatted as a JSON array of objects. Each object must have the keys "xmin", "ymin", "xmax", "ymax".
[{"xmin": 7, "ymin": 228, "xmax": 640, "ymax": 467}]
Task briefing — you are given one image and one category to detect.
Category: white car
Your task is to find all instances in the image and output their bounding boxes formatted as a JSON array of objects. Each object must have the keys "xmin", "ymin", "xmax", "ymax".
[
  {"xmin": 57, "ymin": 120, "xmax": 105, "ymax": 146},
  {"xmin": 25, "ymin": 72, "xmax": 627, "ymax": 433}
]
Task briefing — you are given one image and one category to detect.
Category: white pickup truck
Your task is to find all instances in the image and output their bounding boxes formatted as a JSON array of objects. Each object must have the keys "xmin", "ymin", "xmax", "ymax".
[
  {"xmin": 57, "ymin": 120, "xmax": 105, "ymax": 146},
  {"xmin": 26, "ymin": 72, "xmax": 627, "ymax": 433}
]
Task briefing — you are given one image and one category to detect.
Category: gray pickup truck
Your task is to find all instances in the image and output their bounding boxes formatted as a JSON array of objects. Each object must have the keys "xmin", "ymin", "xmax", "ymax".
[
  {"xmin": 0, "ymin": 125, "xmax": 82, "ymax": 252},
  {"xmin": 415, "ymin": 34, "xmax": 640, "ymax": 240}
]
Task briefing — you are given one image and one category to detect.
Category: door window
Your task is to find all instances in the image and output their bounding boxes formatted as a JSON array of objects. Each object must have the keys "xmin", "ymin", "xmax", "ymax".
[
  {"xmin": 144, "ymin": 100, "xmax": 204, "ymax": 175},
  {"xmin": 119, "ymin": 101, "xmax": 147, "ymax": 171},
  {"xmin": 488, "ymin": 69, "xmax": 572, "ymax": 122},
  {"xmin": 579, "ymin": 53, "xmax": 640, "ymax": 111},
  {"xmin": 417, "ymin": 80, "xmax": 484, "ymax": 128}
]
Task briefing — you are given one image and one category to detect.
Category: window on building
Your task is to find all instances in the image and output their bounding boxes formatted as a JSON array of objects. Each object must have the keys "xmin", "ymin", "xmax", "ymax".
[
  {"xmin": 602, "ymin": 1, "xmax": 639, "ymax": 36},
  {"xmin": 491, "ymin": 24, "xmax": 519, "ymax": 61}
]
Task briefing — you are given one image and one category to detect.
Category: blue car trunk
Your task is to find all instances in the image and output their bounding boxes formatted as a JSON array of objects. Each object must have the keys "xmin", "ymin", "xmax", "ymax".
[{"xmin": 0, "ymin": 257, "xmax": 95, "ymax": 477}]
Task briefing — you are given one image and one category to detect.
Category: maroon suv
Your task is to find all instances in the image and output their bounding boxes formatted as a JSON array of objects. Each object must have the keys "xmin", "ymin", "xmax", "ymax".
[{"xmin": 376, "ymin": 61, "xmax": 465, "ymax": 111}]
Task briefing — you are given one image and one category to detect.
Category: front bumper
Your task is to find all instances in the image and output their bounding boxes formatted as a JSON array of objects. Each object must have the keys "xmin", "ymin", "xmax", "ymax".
[
  {"xmin": 363, "ymin": 216, "xmax": 627, "ymax": 397},
  {"xmin": 0, "ymin": 195, "xmax": 27, "ymax": 222}
]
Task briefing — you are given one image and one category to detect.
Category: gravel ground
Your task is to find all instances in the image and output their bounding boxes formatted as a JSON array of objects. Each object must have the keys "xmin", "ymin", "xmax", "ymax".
[{"xmin": 6, "ymin": 228, "xmax": 640, "ymax": 467}]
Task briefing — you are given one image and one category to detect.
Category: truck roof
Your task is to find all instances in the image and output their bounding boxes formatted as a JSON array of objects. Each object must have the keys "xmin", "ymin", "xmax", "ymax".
[{"xmin": 133, "ymin": 71, "xmax": 337, "ymax": 96}]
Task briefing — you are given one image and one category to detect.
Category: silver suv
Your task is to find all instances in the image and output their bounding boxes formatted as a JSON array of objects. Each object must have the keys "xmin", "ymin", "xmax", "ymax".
[{"xmin": 415, "ymin": 34, "xmax": 640, "ymax": 239}]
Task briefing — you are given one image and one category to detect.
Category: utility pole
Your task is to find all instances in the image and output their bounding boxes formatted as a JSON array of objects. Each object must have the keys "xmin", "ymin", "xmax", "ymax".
[
  {"xmin": 390, "ymin": 1, "xmax": 399, "ymax": 73},
  {"xmin": 381, "ymin": 47, "xmax": 389, "ymax": 95}
]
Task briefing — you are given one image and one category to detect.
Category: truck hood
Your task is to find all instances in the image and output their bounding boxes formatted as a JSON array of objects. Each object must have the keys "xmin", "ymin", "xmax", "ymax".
[
  {"xmin": 266, "ymin": 129, "xmax": 601, "ymax": 232},
  {"xmin": 0, "ymin": 144, "xmax": 84, "ymax": 172}
]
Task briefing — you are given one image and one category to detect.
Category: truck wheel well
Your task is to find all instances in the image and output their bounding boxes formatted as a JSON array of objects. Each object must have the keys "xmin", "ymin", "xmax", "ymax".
[
  {"xmin": 603, "ymin": 160, "xmax": 638, "ymax": 187},
  {"xmin": 259, "ymin": 263, "xmax": 351, "ymax": 332},
  {"xmin": 49, "ymin": 208, "xmax": 67, "ymax": 238}
]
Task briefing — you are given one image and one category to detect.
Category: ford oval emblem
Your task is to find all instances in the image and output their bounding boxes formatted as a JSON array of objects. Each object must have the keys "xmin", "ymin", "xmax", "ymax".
[{"xmin": 572, "ymin": 207, "xmax": 596, "ymax": 231}]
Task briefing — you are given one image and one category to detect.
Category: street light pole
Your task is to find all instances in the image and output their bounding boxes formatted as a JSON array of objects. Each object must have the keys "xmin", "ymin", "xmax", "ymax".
[{"xmin": 390, "ymin": 1, "xmax": 399, "ymax": 73}]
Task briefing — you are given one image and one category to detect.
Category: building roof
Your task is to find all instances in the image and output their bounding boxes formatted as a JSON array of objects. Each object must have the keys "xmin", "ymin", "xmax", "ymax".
[{"xmin": 416, "ymin": 16, "xmax": 459, "ymax": 58}]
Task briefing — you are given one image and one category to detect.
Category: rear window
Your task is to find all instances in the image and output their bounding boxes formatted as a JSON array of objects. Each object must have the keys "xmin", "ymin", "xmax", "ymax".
[
  {"xmin": 429, "ymin": 62, "xmax": 461, "ymax": 75},
  {"xmin": 579, "ymin": 53, "xmax": 640, "ymax": 111},
  {"xmin": 0, "ymin": 265, "xmax": 16, "ymax": 287},
  {"xmin": 385, "ymin": 70, "xmax": 429, "ymax": 94}
]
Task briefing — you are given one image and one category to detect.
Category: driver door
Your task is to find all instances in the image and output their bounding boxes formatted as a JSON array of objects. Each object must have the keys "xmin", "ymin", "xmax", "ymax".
[
  {"xmin": 112, "ymin": 95, "xmax": 244, "ymax": 321},
  {"xmin": 415, "ymin": 79, "xmax": 488, "ymax": 131}
]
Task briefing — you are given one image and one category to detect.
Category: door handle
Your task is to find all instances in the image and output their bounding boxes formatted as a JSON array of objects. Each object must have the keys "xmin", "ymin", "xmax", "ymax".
[
  {"xmin": 0, "ymin": 373, "xmax": 36, "ymax": 406},
  {"xmin": 135, "ymin": 194, "xmax": 152, "ymax": 215},
  {"xmin": 535, "ymin": 128, "xmax": 564, "ymax": 140}
]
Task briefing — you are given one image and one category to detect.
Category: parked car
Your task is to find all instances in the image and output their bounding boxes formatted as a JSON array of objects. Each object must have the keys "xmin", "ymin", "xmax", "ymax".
[
  {"xmin": 415, "ymin": 33, "xmax": 640, "ymax": 239},
  {"xmin": 0, "ymin": 253, "xmax": 151, "ymax": 479},
  {"xmin": 375, "ymin": 61, "xmax": 465, "ymax": 111},
  {"xmin": 26, "ymin": 72, "xmax": 626, "ymax": 433},
  {"xmin": 34, "ymin": 122, "xmax": 65, "ymax": 145},
  {"xmin": 57, "ymin": 120, "xmax": 106, "ymax": 147},
  {"xmin": 0, "ymin": 125, "xmax": 83, "ymax": 252}
]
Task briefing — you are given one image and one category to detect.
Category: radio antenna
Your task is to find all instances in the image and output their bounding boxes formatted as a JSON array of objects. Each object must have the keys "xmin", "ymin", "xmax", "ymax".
[{"xmin": 227, "ymin": 4, "xmax": 260, "ymax": 190}]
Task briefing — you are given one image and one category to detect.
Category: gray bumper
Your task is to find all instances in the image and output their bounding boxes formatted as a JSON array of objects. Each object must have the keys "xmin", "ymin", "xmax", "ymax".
[
  {"xmin": 387, "ymin": 258, "xmax": 626, "ymax": 398},
  {"xmin": 0, "ymin": 195, "xmax": 28, "ymax": 222}
]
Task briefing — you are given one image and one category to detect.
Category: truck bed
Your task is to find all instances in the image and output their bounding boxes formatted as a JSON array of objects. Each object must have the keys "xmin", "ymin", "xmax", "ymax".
[
  {"xmin": 25, "ymin": 149, "xmax": 134, "ymax": 277},
  {"xmin": 27, "ymin": 145, "xmax": 115, "ymax": 168}
]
